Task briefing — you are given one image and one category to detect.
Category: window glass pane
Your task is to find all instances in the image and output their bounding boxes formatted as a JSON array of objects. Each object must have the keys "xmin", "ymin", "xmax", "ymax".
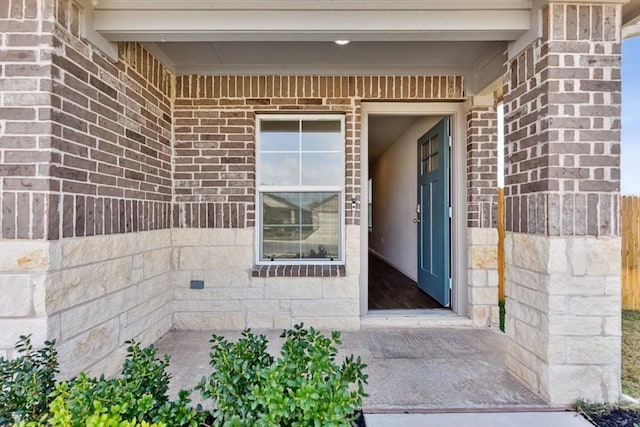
[
  {"xmin": 261, "ymin": 192, "xmax": 340, "ymax": 260},
  {"xmin": 301, "ymin": 153, "xmax": 343, "ymax": 185},
  {"xmin": 421, "ymin": 143, "xmax": 429, "ymax": 161},
  {"xmin": 261, "ymin": 121, "xmax": 299, "ymax": 151},
  {"xmin": 260, "ymin": 153, "xmax": 299, "ymax": 185},
  {"xmin": 302, "ymin": 120, "xmax": 342, "ymax": 151},
  {"xmin": 263, "ymin": 226, "xmax": 301, "ymax": 259},
  {"xmin": 431, "ymin": 152, "xmax": 439, "ymax": 171}
]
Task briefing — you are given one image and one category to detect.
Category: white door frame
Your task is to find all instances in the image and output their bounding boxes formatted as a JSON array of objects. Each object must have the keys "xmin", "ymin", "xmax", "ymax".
[{"xmin": 360, "ymin": 102, "xmax": 468, "ymax": 316}]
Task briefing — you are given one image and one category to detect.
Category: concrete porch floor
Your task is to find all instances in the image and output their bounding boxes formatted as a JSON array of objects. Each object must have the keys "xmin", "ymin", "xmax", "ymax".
[{"xmin": 154, "ymin": 327, "xmax": 547, "ymax": 411}]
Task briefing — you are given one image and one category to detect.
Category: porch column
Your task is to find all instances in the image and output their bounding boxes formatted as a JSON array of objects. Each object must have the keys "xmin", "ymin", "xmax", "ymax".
[
  {"xmin": 504, "ymin": 2, "xmax": 623, "ymax": 404},
  {"xmin": 466, "ymin": 98, "xmax": 500, "ymax": 327}
]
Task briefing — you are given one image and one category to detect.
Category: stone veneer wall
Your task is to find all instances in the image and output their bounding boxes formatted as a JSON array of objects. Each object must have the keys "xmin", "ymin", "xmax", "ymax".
[
  {"xmin": 170, "ymin": 75, "xmax": 467, "ymax": 329},
  {"xmin": 503, "ymin": 2, "xmax": 622, "ymax": 404},
  {"xmin": 466, "ymin": 105, "xmax": 500, "ymax": 327},
  {"xmin": 0, "ymin": 0, "xmax": 175, "ymax": 375}
]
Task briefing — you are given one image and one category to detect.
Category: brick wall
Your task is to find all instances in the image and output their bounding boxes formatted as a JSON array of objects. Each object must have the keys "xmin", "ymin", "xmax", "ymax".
[
  {"xmin": 0, "ymin": 0, "xmax": 54, "ymax": 240},
  {"xmin": 1, "ymin": 0, "xmax": 174, "ymax": 240},
  {"xmin": 504, "ymin": 3, "xmax": 621, "ymax": 237},
  {"xmin": 173, "ymin": 75, "xmax": 464, "ymax": 229},
  {"xmin": 466, "ymin": 105, "xmax": 499, "ymax": 228}
]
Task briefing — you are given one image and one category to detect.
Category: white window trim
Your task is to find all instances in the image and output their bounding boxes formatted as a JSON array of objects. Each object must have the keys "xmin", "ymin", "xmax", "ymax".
[{"xmin": 255, "ymin": 114, "xmax": 346, "ymax": 265}]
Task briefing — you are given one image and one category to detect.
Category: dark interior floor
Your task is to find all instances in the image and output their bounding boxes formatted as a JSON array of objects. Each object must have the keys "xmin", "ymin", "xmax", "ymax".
[{"xmin": 368, "ymin": 252, "xmax": 444, "ymax": 310}]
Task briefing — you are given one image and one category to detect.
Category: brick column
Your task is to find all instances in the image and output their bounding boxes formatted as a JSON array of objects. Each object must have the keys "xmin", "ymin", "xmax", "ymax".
[
  {"xmin": 504, "ymin": 2, "xmax": 622, "ymax": 404},
  {"xmin": 466, "ymin": 100, "xmax": 500, "ymax": 327}
]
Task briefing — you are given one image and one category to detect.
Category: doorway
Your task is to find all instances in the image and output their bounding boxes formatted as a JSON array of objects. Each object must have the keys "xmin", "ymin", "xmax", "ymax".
[{"xmin": 360, "ymin": 103, "xmax": 468, "ymax": 317}]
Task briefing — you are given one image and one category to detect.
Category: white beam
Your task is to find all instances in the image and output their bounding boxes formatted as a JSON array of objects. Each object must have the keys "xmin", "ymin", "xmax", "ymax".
[
  {"xmin": 93, "ymin": 10, "xmax": 531, "ymax": 42},
  {"xmin": 93, "ymin": 0, "xmax": 531, "ymax": 11}
]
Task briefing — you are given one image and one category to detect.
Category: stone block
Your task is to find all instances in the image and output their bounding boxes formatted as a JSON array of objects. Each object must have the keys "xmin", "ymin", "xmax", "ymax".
[
  {"xmin": 567, "ymin": 237, "xmax": 588, "ymax": 276},
  {"xmin": 203, "ymin": 269, "xmax": 251, "ymax": 288},
  {"xmin": 127, "ymin": 292, "xmax": 172, "ymax": 325},
  {"xmin": 469, "ymin": 269, "xmax": 488, "ymax": 287},
  {"xmin": 174, "ymin": 287, "xmax": 251, "ymax": 301},
  {"xmin": 174, "ymin": 312, "xmax": 246, "ymax": 330},
  {"xmin": 291, "ymin": 316, "xmax": 360, "ymax": 330},
  {"xmin": 546, "ymin": 365, "xmax": 616, "ymax": 405},
  {"xmin": 178, "ymin": 246, "xmax": 252, "ymax": 270},
  {"xmin": 547, "ymin": 315, "xmax": 602, "ymax": 336},
  {"xmin": 510, "ymin": 233, "xmax": 550, "ymax": 272},
  {"xmin": 246, "ymin": 311, "xmax": 274, "ymax": 329},
  {"xmin": 470, "ymin": 246, "xmax": 498, "ymax": 269},
  {"xmin": 46, "ymin": 257, "xmax": 132, "ymax": 312},
  {"xmin": 239, "ymin": 299, "xmax": 280, "ymax": 313},
  {"xmin": 322, "ymin": 277, "xmax": 359, "ymax": 299},
  {"xmin": 468, "ymin": 228, "xmax": 498, "ymax": 245},
  {"xmin": 469, "ymin": 286, "xmax": 498, "ymax": 305},
  {"xmin": 586, "ymin": 237, "xmax": 621, "ymax": 277},
  {"xmin": 120, "ymin": 306, "xmax": 172, "ymax": 344},
  {"xmin": 57, "ymin": 318, "xmax": 120, "ymax": 377},
  {"xmin": 0, "ymin": 275, "xmax": 34, "ymax": 316},
  {"xmin": 62, "ymin": 234, "xmax": 137, "ymax": 268},
  {"xmin": 84, "ymin": 346, "xmax": 128, "ymax": 380},
  {"xmin": 139, "ymin": 229, "xmax": 171, "ymax": 251},
  {"xmin": 61, "ymin": 285, "xmax": 139, "ymax": 340},
  {"xmin": 0, "ymin": 317, "xmax": 48, "ymax": 349},
  {"xmin": 172, "ymin": 228, "xmax": 235, "ymax": 247},
  {"xmin": 264, "ymin": 280, "xmax": 322, "ymax": 299},
  {"xmin": 173, "ymin": 299, "xmax": 240, "ymax": 312},
  {"xmin": 143, "ymin": 247, "xmax": 172, "ymax": 279},
  {"xmin": 566, "ymin": 336, "xmax": 620, "ymax": 365},
  {"xmin": 570, "ymin": 296, "xmax": 620, "ymax": 316},
  {"xmin": 548, "ymin": 275, "xmax": 606, "ymax": 296},
  {"xmin": 274, "ymin": 312, "xmax": 293, "ymax": 328},
  {"xmin": 603, "ymin": 316, "xmax": 621, "ymax": 336},
  {"xmin": 0, "ymin": 241, "xmax": 51, "ymax": 272},
  {"xmin": 290, "ymin": 299, "xmax": 359, "ymax": 317}
]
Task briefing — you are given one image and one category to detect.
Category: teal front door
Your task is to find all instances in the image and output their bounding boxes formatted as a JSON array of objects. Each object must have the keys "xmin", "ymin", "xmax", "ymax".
[{"xmin": 417, "ymin": 118, "xmax": 450, "ymax": 307}]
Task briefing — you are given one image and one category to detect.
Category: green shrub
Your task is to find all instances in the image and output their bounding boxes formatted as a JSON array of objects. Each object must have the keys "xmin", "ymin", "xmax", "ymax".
[
  {"xmin": 197, "ymin": 324, "xmax": 368, "ymax": 427},
  {"xmin": 39, "ymin": 341, "xmax": 202, "ymax": 427},
  {"xmin": 0, "ymin": 335, "xmax": 59, "ymax": 425}
]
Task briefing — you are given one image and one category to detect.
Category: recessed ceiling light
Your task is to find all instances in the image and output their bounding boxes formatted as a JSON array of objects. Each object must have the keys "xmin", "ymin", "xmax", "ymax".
[{"xmin": 334, "ymin": 40, "xmax": 350, "ymax": 46}]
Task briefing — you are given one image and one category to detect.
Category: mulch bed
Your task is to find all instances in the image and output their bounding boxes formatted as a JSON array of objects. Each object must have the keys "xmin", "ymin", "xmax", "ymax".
[{"xmin": 580, "ymin": 406, "xmax": 640, "ymax": 427}]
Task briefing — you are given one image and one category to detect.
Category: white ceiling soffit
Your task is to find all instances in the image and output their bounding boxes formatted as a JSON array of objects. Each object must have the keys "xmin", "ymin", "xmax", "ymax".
[
  {"xmin": 623, "ymin": 0, "xmax": 640, "ymax": 38},
  {"xmin": 91, "ymin": 0, "xmax": 531, "ymax": 43},
  {"xmin": 145, "ymin": 41, "xmax": 500, "ymax": 78}
]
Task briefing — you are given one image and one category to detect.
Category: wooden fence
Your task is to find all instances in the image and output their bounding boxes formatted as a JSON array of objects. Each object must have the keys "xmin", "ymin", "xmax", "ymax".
[
  {"xmin": 622, "ymin": 196, "xmax": 640, "ymax": 310},
  {"xmin": 497, "ymin": 194, "xmax": 639, "ymax": 310}
]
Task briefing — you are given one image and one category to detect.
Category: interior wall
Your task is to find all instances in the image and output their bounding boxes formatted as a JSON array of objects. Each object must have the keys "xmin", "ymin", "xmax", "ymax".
[{"xmin": 369, "ymin": 116, "xmax": 441, "ymax": 280}]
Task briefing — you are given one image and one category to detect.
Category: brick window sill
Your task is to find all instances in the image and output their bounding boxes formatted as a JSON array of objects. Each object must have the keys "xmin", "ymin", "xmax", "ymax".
[{"xmin": 252, "ymin": 264, "xmax": 346, "ymax": 278}]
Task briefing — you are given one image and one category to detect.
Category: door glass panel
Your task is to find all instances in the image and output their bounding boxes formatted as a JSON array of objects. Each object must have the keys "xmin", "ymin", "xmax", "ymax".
[
  {"xmin": 431, "ymin": 152, "xmax": 439, "ymax": 171},
  {"xmin": 261, "ymin": 121, "xmax": 299, "ymax": 151}
]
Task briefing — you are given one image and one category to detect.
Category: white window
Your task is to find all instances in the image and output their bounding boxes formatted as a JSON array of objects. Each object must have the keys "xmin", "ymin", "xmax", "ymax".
[{"xmin": 256, "ymin": 114, "xmax": 345, "ymax": 264}]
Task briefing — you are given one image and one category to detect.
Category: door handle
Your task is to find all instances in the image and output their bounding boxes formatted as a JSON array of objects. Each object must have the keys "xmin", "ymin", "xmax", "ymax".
[{"xmin": 413, "ymin": 218, "xmax": 420, "ymax": 223}]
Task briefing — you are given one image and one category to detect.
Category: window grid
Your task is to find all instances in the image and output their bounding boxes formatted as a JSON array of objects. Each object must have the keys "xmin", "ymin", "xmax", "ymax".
[{"xmin": 256, "ymin": 114, "xmax": 345, "ymax": 265}]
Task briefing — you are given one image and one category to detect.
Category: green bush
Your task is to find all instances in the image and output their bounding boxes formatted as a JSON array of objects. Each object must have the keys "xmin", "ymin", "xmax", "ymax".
[
  {"xmin": 38, "ymin": 341, "xmax": 202, "ymax": 427},
  {"xmin": 0, "ymin": 335, "xmax": 59, "ymax": 425},
  {"xmin": 196, "ymin": 324, "xmax": 368, "ymax": 427},
  {"xmin": 1, "ymin": 338, "xmax": 201, "ymax": 427}
]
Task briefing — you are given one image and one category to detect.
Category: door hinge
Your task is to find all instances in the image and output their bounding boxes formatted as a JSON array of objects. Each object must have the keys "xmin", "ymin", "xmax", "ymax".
[
  {"xmin": 449, "ymin": 206, "xmax": 452, "ymax": 218},
  {"xmin": 449, "ymin": 277, "xmax": 452, "ymax": 289}
]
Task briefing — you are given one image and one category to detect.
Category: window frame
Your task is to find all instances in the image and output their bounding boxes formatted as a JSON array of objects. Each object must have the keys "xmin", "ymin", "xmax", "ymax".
[{"xmin": 255, "ymin": 113, "xmax": 346, "ymax": 265}]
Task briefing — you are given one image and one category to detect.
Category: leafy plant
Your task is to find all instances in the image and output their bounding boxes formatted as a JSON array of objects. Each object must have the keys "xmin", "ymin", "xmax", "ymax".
[
  {"xmin": 40, "ymin": 340, "xmax": 203, "ymax": 427},
  {"xmin": 197, "ymin": 324, "xmax": 368, "ymax": 427},
  {"xmin": 0, "ymin": 335, "xmax": 59, "ymax": 425}
]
